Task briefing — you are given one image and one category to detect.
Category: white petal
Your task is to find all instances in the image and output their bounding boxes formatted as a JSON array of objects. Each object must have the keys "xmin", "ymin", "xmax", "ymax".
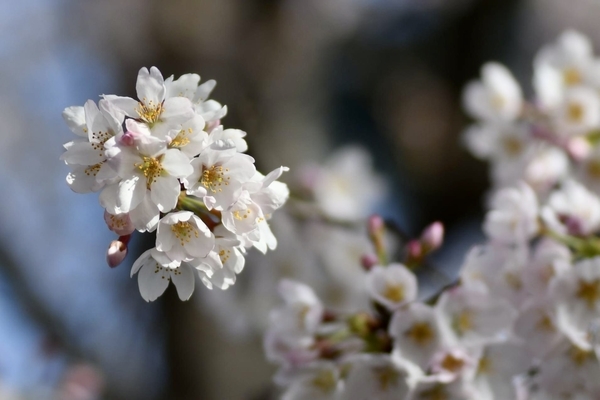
[
  {"xmin": 162, "ymin": 149, "xmax": 193, "ymax": 178},
  {"xmin": 171, "ymin": 264, "xmax": 195, "ymax": 301},
  {"xmin": 137, "ymin": 262, "xmax": 170, "ymax": 302},
  {"xmin": 150, "ymin": 176, "xmax": 180, "ymax": 212},
  {"xmin": 117, "ymin": 176, "xmax": 146, "ymax": 213},
  {"xmin": 136, "ymin": 67, "xmax": 165, "ymax": 105}
]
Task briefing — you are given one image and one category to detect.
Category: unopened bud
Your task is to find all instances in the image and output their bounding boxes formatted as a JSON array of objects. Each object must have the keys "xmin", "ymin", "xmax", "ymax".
[
  {"xmin": 368, "ymin": 215, "xmax": 385, "ymax": 236},
  {"xmin": 119, "ymin": 131, "xmax": 136, "ymax": 146},
  {"xmin": 421, "ymin": 221, "xmax": 444, "ymax": 251},
  {"xmin": 106, "ymin": 240, "xmax": 128, "ymax": 268},
  {"xmin": 407, "ymin": 240, "xmax": 423, "ymax": 260},
  {"xmin": 361, "ymin": 254, "xmax": 379, "ymax": 271}
]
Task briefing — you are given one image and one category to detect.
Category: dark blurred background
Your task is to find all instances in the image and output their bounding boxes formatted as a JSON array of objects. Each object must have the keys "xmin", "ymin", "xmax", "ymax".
[{"xmin": 0, "ymin": 0, "xmax": 598, "ymax": 398}]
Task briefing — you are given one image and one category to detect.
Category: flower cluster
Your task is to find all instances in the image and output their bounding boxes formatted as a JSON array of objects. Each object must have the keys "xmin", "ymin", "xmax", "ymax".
[
  {"xmin": 263, "ymin": 31, "xmax": 600, "ymax": 400},
  {"xmin": 61, "ymin": 67, "xmax": 288, "ymax": 301}
]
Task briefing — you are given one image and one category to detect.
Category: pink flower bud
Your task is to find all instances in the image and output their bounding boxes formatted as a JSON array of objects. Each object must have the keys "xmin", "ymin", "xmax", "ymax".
[
  {"xmin": 361, "ymin": 254, "xmax": 379, "ymax": 270},
  {"xmin": 421, "ymin": 221, "xmax": 444, "ymax": 251},
  {"xmin": 106, "ymin": 240, "xmax": 127, "ymax": 268},
  {"xmin": 368, "ymin": 215, "xmax": 385, "ymax": 236},
  {"xmin": 407, "ymin": 240, "xmax": 422, "ymax": 260},
  {"xmin": 119, "ymin": 131, "xmax": 136, "ymax": 146}
]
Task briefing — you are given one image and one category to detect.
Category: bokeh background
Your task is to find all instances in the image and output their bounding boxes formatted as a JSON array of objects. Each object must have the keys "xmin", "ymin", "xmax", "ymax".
[{"xmin": 1, "ymin": 0, "xmax": 599, "ymax": 399}]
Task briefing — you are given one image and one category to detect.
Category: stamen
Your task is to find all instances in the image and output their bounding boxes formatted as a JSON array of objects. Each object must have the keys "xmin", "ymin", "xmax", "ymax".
[{"xmin": 171, "ymin": 221, "xmax": 199, "ymax": 246}]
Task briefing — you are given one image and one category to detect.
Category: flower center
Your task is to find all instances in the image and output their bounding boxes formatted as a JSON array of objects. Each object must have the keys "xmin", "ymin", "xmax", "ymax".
[
  {"xmin": 135, "ymin": 156, "xmax": 164, "ymax": 189},
  {"xmin": 587, "ymin": 160, "xmax": 600, "ymax": 180},
  {"xmin": 201, "ymin": 165, "xmax": 230, "ymax": 193},
  {"xmin": 420, "ymin": 385, "xmax": 447, "ymax": 400},
  {"xmin": 136, "ymin": 99, "xmax": 164, "ymax": 124},
  {"xmin": 502, "ymin": 136, "xmax": 522, "ymax": 156},
  {"xmin": 536, "ymin": 314, "xmax": 555, "ymax": 332},
  {"xmin": 311, "ymin": 370, "xmax": 337, "ymax": 393},
  {"xmin": 564, "ymin": 67, "xmax": 582, "ymax": 86},
  {"xmin": 576, "ymin": 279, "xmax": 600, "ymax": 308},
  {"xmin": 570, "ymin": 345, "xmax": 592, "ymax": 366},
  {"xmin": 170, "ymin": 221, "xmax": 199, "ymax": 246},
  {"xmin": 567, "ymin": 102, "xmax": 584, "ymax": 123},
  {"xmin": 453, "ymin": 311, "xmax": 472, "ymax": 336},
  {"xmin": 84, "ymin": 163, "xmax": 102, "ymax": 177},
  {"xmin": 440, "ymin": 354, "xmax": 465, "ymax": 373},
  {"xmin": 170, "ymin": 128, "xmax": 193, "ymax": 148},
  {"xmin": 91, "ymin": 130, "xmax": 112, "ymax": 152},
  {"xmin": 382, "ymin": 283, "xmax": 404, "ymax": 303},
  {"xmin": 373, "ymin": 366, "xmax": 399, "ymax": 391},
  {"xmin": 405, "ymin": 322, "xmax": 435, "ymax": 346}
]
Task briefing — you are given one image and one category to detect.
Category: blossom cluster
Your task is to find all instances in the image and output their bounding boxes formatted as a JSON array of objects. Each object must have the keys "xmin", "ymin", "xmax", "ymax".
[
  {"xmin": 263, "ymin": 31, "xmax": 600, "ymax": 400},
  {"xmin": 60, "ymin": 67, "xmax": 288, "ymax": 301}
]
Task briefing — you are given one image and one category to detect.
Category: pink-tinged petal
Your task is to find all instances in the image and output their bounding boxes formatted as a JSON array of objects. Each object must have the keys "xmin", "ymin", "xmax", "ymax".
[
  {"xmin": 161, "ymin": 97, "xmax": 195, "ymax": 124},
  {"xmin": 61, "ymin": 141, "xmax": 104, "ymax": 165},
  {"xmin": 62, "ymin": 106, "xmax": 87, "ymax": 137},
  {"xmin": 117, "ymin": 176, "xmax": 146, "ymax": 213},
  {"xmin": 129, "ymin": 196, "xmax": 160, "ymax": 232},
  {"xmin": 103, "ymin": 95, "xmax": 138, "ymax": 117},
  {"xmin": 150, "ymin": 176, "xmax": 180, "ymax": 212},
  {"xmin": 137, "ymin": 262, "xmax": 170, "ymax": 302},
  {"xmin": 162, "ymin": 149, "xmax": 193, "ymax": 177},
  {"xmin": 171, "ymin": 264, "xmax": 195, "ymax": 301},
  {"xmin": 136, "ymin": 67, "xmax": 165, "ymax": 105}
]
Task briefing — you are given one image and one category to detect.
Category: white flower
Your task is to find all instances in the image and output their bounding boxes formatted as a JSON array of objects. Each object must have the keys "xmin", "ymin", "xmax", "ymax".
[
  {"xmin": 389, "ymin": 303, "xmax": 444, "ymax": 370},
  {"xmin": 534, "ymin": 30, "xmax": 599, "ymax": 108},
  {"xmin": 555, "ymin": 86, "xmax": 600, "ymax": 136},
  {"xmin": 513, "ymin": 300, "xmax": 562, "ymax": 358},
  {"xmin": 541, "ymin": 180, "xmax": 600, "ymax": 236},
  {"xmin": 462, "ymin": 122, "xmax": 532, "ymax": 163},
  {"xmin": 156, "ymin": 211, "xmax": 214, "ymax": 262},
  {"xmin": 103, "ymin": 210, "xmax": 134, "ymax": 236},
  {"xmin": 551, "ymin": 256, "xmax": 600, "ymax": 350},
  {"xmin": 365, "ymin": 264, "xmax": 418, "ymax": 311},
  {"xmin": 184, "ymin": 144, "xmax": 256, "ymax": 210},
  {"xmin": 105, "ymin": 67, "xmax": 195, "ymax": 138},
  {"xmin": 130, "ymin": 248, "xmax": 195, "ymax": 302},
  {"xmin": 408, "ymin": 375, "xmax": 477, "ymax": 400},
  {"xmin": 309, "ymin": 146, "xmax": 387, "ymax": 221},
  {"xmin": 280, "ymin": 362, "xmax": 344, "ymax": 400},
  {"xmin": 463, "ymin": 62, "xmax": 523, "ymax": 122},
  {"xmin": 60, "ymin": 100, "xmax": 122, "ymax": 193},
  {"xmin": 342, "ymin": 354, "xmax": 411, "ymax": 400},
  {"xmin": 483, "ymin": 182, "xmax": 539, "ymax": 244},
  {"xmin": 101, "ymin": 130, "xmax": 192, "ymax": 216},
  {"xmin": 435, "ymin": 284, "xmax": 516, "ymax": 346},
  {"xmin": 270, "ymin": 279, "xmax": 324, "ymax": 338},
  {"xmin": 164, "ymin": 72, "xmax": 227, "ymax": 124},
  {"xmin": 522, "ymin": 238, "xmax": 571, "ymax": 298}
]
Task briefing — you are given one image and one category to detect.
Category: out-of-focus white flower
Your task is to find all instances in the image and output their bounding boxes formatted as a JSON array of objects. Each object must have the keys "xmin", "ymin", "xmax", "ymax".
[
  {"xmin": 463, "ymin": 62, "xmax": 523, "ymax": 122},
  {"xmin": 483, "ymin": 182, "xmax": 539, "ymax": 244},
  {"xmin": 280, "ymin": 362, "xmax": 343, "ymax": 400},
  {"xmin": 307, "ymin": 146, "xmax": 387, "ymax": 221},
  {"xmin": 389, "ymin": 303, "xmax": 444, "ymax": 370},
  {"xmin": 555, "ymin": 86, "xmax": 600, "ymax": 136},
  {"xmin": 407, "ymin": 375, "xmax": 477, "ymax": 400},
  {"xmin": 542, "ymin": 180, "xmax": 600, "ymax": 236},
  {"xmin": 534, "ymin": 30, "xmax": 600, "ymax": 109},
  {"xmin": 365, "ymin": 264, "xmax": 417, "ymax": 311},
  {"xmin": 551, "ymin": 257, "xmax": 600, "ymax": 350},
  {"xmin": 435, "ymin": 284, "xmax": 516, "ymax": 346},
  {"xmin": 342, "ymin": 354, "xmax": 412, "ymax": 400}
]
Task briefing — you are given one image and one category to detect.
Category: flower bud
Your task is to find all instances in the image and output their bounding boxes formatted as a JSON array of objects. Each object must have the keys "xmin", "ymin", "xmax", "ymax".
[
  {"xmin": 407, "ymin": 240, "xmax": 423, "ymax": 260},
  {"xmin": 361, "ymin": 254, "xmax": 379, "ymax": 271},
  {"xmin": 119, "ymin": 131, "xmax": 136, "ymax": 146},
  {"xmin": 421, "ymin": 221, "xmax": 444, "ymax": 251},
  {"xmin": 368, "ymin": 215, "xmax": 385, "ymax": 236},
  {"xmin": 106, "ymin": 240, "xmax": 128, "ymax": 268}
]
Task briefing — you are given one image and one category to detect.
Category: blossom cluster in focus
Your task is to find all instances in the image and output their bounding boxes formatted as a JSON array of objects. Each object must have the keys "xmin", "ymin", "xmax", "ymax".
[{"xmin": 60, "ymin": 67, "xmax": 288, "ymax": 301}]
